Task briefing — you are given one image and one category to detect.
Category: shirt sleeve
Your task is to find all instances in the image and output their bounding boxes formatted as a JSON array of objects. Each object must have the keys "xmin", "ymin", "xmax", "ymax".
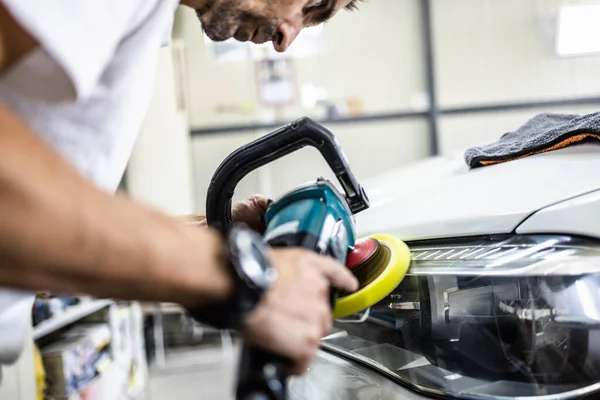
[
  {"xmin": 161, "ymin": 8, "xmax": 175, "ymax": 47},
  {"xmin": 1, "ymin": 0, "xmax": 159, "ymax": 101},
  {"xmin": 0, "ymin": 289, "xmax": 35, "ymax": 364}
]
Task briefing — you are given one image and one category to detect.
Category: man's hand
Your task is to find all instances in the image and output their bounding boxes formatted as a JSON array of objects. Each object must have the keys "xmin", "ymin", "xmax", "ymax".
[
  {"xmin": 231, "ymin": 194, "xmax": 270, "ymax": 234},
  {"xmin": 176, "ymin": 194, "xmax": 271, "ymax": 233},
  {"xmin": 239, "ymin": 248, "xmax": 359, "ymax": 376}
]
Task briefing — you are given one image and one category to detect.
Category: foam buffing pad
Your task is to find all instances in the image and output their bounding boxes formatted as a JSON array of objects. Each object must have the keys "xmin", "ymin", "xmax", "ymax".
[{"xmin": 333, "ymin": 234, "xmax": 411, "ymax": 319}]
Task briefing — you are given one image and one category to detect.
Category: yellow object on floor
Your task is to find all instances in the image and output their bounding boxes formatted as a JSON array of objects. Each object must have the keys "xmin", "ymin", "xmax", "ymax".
[
  {"xmin": 333, "ymin": 234, "xmax": 411, "ymax": 319},
  {"xmin": 33, "ymin": 343, "xmax": 46, "ymax": 400}
]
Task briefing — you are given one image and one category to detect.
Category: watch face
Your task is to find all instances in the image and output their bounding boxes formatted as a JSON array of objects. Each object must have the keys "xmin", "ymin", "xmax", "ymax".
[{"xmin": 234, "ymin": 229, "xmax": 276, "ymax": 289}]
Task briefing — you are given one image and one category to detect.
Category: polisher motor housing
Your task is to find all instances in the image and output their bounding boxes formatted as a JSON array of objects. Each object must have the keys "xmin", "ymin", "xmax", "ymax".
[{"xmin": 264, "ymin": 178, "xmax": 356, "ymax": 265}]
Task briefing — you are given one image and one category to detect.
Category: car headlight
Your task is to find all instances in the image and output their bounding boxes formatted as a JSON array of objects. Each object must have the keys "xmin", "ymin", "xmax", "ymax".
[{"xmin": 321, "ymin": 234, "xmax": 600, "ymax": 399}]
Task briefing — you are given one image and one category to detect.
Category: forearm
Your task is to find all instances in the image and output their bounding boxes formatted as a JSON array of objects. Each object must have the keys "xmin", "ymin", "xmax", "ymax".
[
  {"xmin": 173, "ymin": 213, "xmax": 207, "ymax": 228},
  {"xmin": 0, "ymin": 102, "xmax": 231, "ymax": 307}
]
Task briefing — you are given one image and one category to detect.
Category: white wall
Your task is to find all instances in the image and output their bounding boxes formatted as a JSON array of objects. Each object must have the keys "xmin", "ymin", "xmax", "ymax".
[
  {"xmin": 291, "ymin": 0, "xmax": 425, "ymax": 115},
  {"xmin": 433, "ymin": 0, "xmax": 600, "ymax": 155},
  {"xmin": 191, "ymin": 131, "xmax": 262, "ymax": 209},
  {"xmin": 433, "ymin": 0, "xmax": 600, "ymax": 107},
  {"xmin": 174, "ymin": 1, "xmax": 426, "ymax": 128},
  {"xmin": 126, "ymin": 44, "xmax": 196, "ymax": 216}
]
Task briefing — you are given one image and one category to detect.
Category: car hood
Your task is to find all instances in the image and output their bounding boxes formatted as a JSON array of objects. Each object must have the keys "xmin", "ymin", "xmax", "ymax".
[{"xmin": 355, "ymin": 143, "xmax": 600, "ymax": 241}]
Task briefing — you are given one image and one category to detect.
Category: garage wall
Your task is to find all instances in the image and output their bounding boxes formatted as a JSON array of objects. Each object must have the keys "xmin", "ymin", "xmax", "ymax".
[
  {"xmin": 433, "ymin": 0, "xmax": 600, "ymax": 107},
  {"xmin": 173, "ymin": 1, "xmax": 426, "ymax": 127},
  {"xmin": 161, "ymin": 0, "xmax": 600, "ymax": 213},
  {"xmin": 433, "ymin": 0, "xmax": 600, "ymax": 154},
  {"xmin": 126, "ymin": 46, "xmax": 196, "ymax": 216}
]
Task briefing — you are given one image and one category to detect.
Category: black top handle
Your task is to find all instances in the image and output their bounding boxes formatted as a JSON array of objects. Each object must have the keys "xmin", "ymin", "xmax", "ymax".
[{"xmin": 205, "ymin": 117, "xmax": 370, "ymax": 228}]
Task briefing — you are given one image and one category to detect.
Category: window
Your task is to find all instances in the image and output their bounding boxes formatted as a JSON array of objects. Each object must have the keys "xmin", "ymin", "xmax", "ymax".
[{"xmin": 556, "ymin": 1, "xmax": 600, "ymax": 57}]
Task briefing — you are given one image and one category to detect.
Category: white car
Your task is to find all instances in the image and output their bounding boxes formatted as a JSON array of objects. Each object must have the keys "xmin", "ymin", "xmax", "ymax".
[{"xmin": 290, "ymin": 143, "xmax": 600, "ymax": 400}]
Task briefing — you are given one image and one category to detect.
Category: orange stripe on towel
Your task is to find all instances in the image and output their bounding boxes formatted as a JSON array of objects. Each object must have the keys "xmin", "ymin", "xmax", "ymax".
[{"xmin": 479, "ymin": 133, "xmax": 600, "ymax": 166}]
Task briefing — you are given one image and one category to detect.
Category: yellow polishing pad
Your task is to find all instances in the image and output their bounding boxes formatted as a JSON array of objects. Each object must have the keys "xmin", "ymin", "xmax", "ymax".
[{"xmin": 332, "ymin": 233, "xmax": 411, "ymax": 319}]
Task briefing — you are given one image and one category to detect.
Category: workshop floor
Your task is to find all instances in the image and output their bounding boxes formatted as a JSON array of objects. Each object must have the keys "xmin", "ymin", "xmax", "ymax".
[{"xmin": 142, "ymin": 342, "xmax": 239, "ymax": 400}]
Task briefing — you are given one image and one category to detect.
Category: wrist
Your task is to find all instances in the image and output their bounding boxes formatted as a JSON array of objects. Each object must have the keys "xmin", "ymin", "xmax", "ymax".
[
  {"xmin": 174, "ymin": 213, "xmax": 207, "ymax": 228},
  {"xmin": 173, "ymin": 227, "xmax": 234, "ymax": 308},
  {"xmin": 204, "ymin": 228, "xmax": 234, "ymax": 300},
  {"xmin": 185, "ymin": 225, "xmax": 276, "ymax": 330}
]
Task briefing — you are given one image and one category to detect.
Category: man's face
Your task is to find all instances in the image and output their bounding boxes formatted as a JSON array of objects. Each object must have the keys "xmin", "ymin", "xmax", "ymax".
[{"xmin": 181, "ymin": 0, "xmax": 361, "ymax": 53}]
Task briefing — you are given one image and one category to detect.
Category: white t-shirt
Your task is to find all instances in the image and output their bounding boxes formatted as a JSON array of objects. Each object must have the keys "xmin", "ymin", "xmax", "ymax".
[{"xmin": 0, "ymin": 0, "xmax": 180, "ymax": 366}]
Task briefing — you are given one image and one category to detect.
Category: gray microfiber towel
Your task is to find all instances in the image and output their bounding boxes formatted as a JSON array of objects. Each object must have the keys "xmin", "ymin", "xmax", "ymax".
[{"xmin": 464, "ymin": 111, "xmax": 600, "ymax": 168}]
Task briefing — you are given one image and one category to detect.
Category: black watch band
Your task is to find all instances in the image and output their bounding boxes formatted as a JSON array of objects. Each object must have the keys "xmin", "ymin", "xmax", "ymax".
[
  {"xmin": 185, "ymin": 294, "xmax": 249, "ymax": 331},
  {"xmin": 186, "ymin": 225, "xmax": 274, "ymax": 330}
]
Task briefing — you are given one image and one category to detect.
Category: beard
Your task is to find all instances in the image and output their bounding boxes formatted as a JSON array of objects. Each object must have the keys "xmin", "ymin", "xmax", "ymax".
[{"xmin": 196, "ymin": 0, "xmax": 279, "ymax": 43}]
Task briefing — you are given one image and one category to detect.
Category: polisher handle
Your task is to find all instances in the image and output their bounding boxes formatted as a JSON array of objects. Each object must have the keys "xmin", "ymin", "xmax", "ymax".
[
  {"xmin": 205, "ymin": 116, "xmax": 370, "ymax": 228},
  {"xmin": 235, "ymin": 345, "xmax": 289, "ymax": 400}
]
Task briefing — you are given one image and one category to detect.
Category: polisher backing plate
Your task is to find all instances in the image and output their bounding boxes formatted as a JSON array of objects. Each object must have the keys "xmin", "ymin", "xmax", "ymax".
[
  {"xmin": 333, "ymin": 233, "xmax": 411, "ymax": 319},
  {"xmin": 346, "ymin": 237, "xmax": 380, "ymax": 271}
]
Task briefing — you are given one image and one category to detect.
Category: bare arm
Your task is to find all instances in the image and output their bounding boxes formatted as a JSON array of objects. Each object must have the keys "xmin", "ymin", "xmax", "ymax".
[
  {"xmin": 0, "ymin": 5, "xmax": 232, "ymax": 307},
  {"xmin": 0, "ymin": 101, "xmax": 235, "ymax": 306}
]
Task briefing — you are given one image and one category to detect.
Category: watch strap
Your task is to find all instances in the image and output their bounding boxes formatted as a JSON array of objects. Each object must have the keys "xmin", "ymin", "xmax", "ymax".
[
  {"xmin": 185, "ymin": 296, "xmax": 246, "ymax": 330},
  {"xmin": 185, "ymin": 225, "xmax": 267, "ymax": 330}
]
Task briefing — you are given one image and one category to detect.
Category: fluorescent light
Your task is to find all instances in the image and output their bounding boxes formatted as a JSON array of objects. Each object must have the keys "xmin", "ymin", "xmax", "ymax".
[{"xmin": 556, "ymin": 2, "xmax": 600, "ymax": 56}]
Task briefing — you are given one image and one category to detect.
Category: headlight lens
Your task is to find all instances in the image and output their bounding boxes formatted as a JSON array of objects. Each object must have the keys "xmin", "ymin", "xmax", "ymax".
[{"xmin": 321, "ymin": 235, "xmax": 600, "ymax": 399}]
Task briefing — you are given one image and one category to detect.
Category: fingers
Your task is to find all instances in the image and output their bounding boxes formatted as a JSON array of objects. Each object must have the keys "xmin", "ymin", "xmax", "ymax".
[
  {"xmin": 306, "ymin": 273, "xmax": 334, "ymax": 331},
  {"xmin": 279, "ymin": 321, "xmax": 320, "ymax": 376},
  {"xmin": 308, "ymin": 253, "xmax": 359, "ymax": 293},
  {"xmin": 231, "ymin": 195, "xmax": 271, "ymax": 233},
  {"xmin": 279, "ymin": 313, "xmax": 322, "ymax": 376},
  {"xmin": 270, "ymin": 248, "xmax": 359, "ymax": 294},
  {"xmin": 231, "ymin": 194, "xmax": 269, "ymax": 216},
  {"xmin": 248, "ymin": 194, "xmax": 271, "ymax": 211},
  {"xmin": 242, "ymin": 304, "xmax": 321, "ymax": 376},
  {"xmin": 237, "ymin": 242, "xmax": 358, "ymax": 377},
  {"xmin": 291, "ymin": 303, "xmax": 330, "ymax": 375}
]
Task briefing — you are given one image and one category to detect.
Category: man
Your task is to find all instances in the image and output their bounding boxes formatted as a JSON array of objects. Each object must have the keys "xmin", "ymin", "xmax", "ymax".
[{"xmin": 0, "ymin": 0, "xmax": 362, "ymax": 381}]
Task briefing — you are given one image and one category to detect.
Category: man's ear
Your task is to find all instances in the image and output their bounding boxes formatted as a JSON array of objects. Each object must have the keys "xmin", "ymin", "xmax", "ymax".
[{"xmin": 0, "ymin": 4, "xmax": 39, "ymax": 74}]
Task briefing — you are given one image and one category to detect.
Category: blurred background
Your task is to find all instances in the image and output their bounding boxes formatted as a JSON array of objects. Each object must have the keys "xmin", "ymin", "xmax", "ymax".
[
  {"xmin": 123, "ymin": 0, "xmax": 600, "ymax": 218},
  {"xmin": 11, "ymin": 2, "xmax": 600, "ymax": 400}
]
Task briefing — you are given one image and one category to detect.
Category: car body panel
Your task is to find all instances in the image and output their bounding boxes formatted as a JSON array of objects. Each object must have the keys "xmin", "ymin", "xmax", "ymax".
[
  {"xmin": 289, "ymin": 350, "xmax": 427, "ymax": 400},
  {"xmin": 355, "ymin": 144, "xmax": 600, "ymax": 241},
  {"xmin": 517, "ymin": 188, "xmax": 600, "ymax": 239}
]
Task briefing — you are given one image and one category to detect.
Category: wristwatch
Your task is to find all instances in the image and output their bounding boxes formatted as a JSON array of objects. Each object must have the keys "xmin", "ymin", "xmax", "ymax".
[{"xmin": 186, "ymin": 224, "xmax": 278, "ymax": 330}]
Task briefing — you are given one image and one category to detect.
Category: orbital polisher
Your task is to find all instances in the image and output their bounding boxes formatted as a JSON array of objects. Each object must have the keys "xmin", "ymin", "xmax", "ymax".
[{"xmin": 203, "ymin": 117, "xmax": 410, "ymax": 400}]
